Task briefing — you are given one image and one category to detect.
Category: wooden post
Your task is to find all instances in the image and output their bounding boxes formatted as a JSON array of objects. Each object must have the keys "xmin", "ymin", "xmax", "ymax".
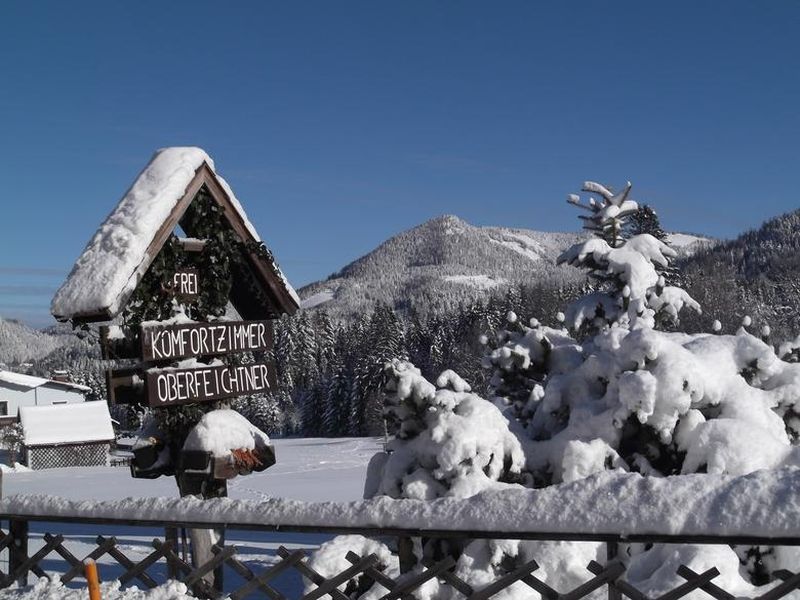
[
  {"xmin": 398, "ymin": 536, "xmax": 416, "ymax": 574},
  {"xmin": 165, "ymin": 527, "xmax": 179, "ymax": 579},
  {"xmin": 179, "ymin": 473, "xmax": 227, "ymax": 595},
  {"xmin": 607, "ymin": 540, "xmax": 621, "ymax": 600},
  {"xmin": 9, "ymin": 519, "xmax": 28, "ymax": 587},
  {"xmin": 85, "ymin": 559, "xmax": 101, "ymax": 600}
]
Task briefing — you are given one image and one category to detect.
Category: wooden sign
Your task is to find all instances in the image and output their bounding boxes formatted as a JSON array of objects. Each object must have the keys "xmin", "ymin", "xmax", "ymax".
[
  {"xmin": 99, "ymin": 326, "xmax": 139, "ymax": 360},
  {"xmin": 141, "ymin": 320, "xmax": 272, "ymax": 362},
  {"xmin": 105, "ymin": 367, "xmax": 143, "ymax": 405},
  {"xmin": 170, "ymin": 269, "xmax": 199, "ymax": 300},
  {"xmin": 146, "ymin": 362, "xmax": 275, "ymax": 407}
]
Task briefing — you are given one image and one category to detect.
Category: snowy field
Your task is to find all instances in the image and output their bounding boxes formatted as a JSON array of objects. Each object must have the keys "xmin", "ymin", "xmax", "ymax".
[
  {"xmin": 2, "ymin": 437, "xmax": 380, "ymax": 503},
  {"xmin": 0, "ymin": 438, "xmax": 382, "ymax": 599}
]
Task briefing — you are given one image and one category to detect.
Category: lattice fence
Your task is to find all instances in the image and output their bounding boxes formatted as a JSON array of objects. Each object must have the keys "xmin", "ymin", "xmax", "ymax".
[
  {"xmin": 24, "ymin": 442, "xmax": 110, "ymax": 470},
  {"xmin": 2, "ymin": 518, "xmax": 800, "ymax": 600}
]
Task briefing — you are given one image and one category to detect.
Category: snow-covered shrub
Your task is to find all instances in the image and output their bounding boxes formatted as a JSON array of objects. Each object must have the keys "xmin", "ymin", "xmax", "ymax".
[
  {"xmin": 305, "ymin": 536, "xmax": 401, "ymax": 600},
  {"xmin": 375, "ymin": 359, "xmax": 526, "ymax": 500},
  {"xmin": 309, "ymin": 180, "xmax": 800, "ymax": 597},
  {"xmin": 477, "ymin": 181, "xmax": 800, "ymax": 588},
  {"xmin": 558, "ymin": 181, "xmax": 700, "ymax": 335}
]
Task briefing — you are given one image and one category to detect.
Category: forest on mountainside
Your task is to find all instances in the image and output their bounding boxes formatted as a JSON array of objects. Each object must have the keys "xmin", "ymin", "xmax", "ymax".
[{"xmin": 7, "ymin": 205, "xmax": 800, "ymax": 439}]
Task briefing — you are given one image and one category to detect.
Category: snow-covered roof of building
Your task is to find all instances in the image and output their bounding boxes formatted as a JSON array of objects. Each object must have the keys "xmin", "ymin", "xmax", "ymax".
[
  {"xmin": 0, "ymin": 370, "xmax": 90, "ymax": 393},
  {"xmin": 51, "ymin": 147, "xmax": 300, "ymax": 323},
  {"xmin": 20, "ymin": 402, "xmax": 114, "ymax": 446}
]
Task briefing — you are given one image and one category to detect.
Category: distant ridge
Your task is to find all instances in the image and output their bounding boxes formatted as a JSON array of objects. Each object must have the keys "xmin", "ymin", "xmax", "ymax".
[
  {"xmin": 0, "ymin": 317, "xmax": 72, "ymax": 365},
  {"xmin": 299, "ymin": 214, "xmax": 710, "ymax": 320}
]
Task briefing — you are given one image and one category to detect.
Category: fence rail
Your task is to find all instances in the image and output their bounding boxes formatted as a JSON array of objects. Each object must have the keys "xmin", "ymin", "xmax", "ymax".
[{"xmin": 1, "ymin": 495, "xmax": 800, "ymax": 600}]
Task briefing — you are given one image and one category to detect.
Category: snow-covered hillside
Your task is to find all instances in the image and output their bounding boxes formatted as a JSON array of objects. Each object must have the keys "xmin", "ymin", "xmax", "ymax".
[
  {"xmin": 0, "ymin": 318, "xmax": 74, "ymax": 365},
  {"xmin": 298, "ymin": 215, "xmax": 710, "ymax": 320}
]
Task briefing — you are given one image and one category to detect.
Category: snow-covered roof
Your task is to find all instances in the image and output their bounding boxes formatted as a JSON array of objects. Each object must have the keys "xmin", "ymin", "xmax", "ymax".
[
  {"xmin": 51, "ymin": 147, "xmax": 299, "ymax": 322},
  {"xmin": 0, "ymin": 370, "xmax": 90, "ymax": 393},
  {"xmin": 20, "ymin": 402, "xmax": 115, "ymax": 446},
  {"xmin": 0, "ymin": 371, "xmax": 47, "ymax": 389}
]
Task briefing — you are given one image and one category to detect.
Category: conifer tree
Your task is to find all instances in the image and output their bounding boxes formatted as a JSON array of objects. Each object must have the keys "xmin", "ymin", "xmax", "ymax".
[
  {"xmin": 323, "ymin": 364, "xmax": 351, "ymax": 436},
  {"xmin": 627, "ymin": 203, "xmax": 667, "ymax": 241}
]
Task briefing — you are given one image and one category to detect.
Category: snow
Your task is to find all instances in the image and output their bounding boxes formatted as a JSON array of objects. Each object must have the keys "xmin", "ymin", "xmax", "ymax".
[
  {"xmin": 0, "ymin": 438, "xmax": 799, "ymax": 599},
  {"xmin": 2, "ymin": 437, "xmax": 379, "ymax": 503},
  {"xmin": 19, "ymin": 402, "xmax": 115, "ymax": 446},
  {"xmin": 51, "ymin": 147, "xmax": 299, "ymax": 320},
  {"xmin": 666, "ymin": 232, "xmax": 713, "ymax": 249},
  {"xmin": 0, "ymin": 371, "xmax": 90, "ymax": 393},
  {"xmin": 558, "ymin": 233, "xmax": 697, "ymax": 330},
  {"xmin": 300, "ymin": 289, "xmax": 336, "ymax": 310},
  {"xmin": 0, "ymin": 371, "xmax": 48, "ymax": 388},
  {"xmin": 379, "ymin": 360, "xmax": 525, "ymax": 499},
  {"xmin": 443, "ymin": 274, "xmax": 504, "ymax": 289},
  {"xmin": 2, "ymin": 468, "xmax": 800, "ymax": 539},
  {"xmin": 182, "ymin": 409, "xmax": 270, "ymax": 457},
  {"xmin": 0, "ymin": 578, "xmax": 194, "ymax": 600},
  {"xmin": 0, "ymin": 462, "xmax": 31, "ymax": 473},
  {"xmin": 488, "ymin": 231, "xmax": 549, "ymax": 262},
  {"xmin": 0, "ymin": 438, "xmax": 378, "ymax": 598}
]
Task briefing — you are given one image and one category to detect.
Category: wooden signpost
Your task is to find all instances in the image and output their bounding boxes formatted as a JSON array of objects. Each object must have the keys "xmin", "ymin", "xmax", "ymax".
[
  {"xmin": 103, "ymin": 318, "xmax": 276, "ymax": 406},
  {"xmin": 51, "ymin": 149, "xmax": 300, "ymax": 595}
]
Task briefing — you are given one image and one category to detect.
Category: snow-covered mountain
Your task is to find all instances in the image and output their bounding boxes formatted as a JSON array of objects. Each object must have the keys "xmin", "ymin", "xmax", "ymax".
[
  {"xmin": 0, "ymin": 215, "xmax": 711, "ymax": 366},
  {"xmin": 0, "ymin": 318, "xmax": 71, "ymax": 365},
  {"xmin": 299, "ymin": 214, "xmax": 709, "ymax": 320}
]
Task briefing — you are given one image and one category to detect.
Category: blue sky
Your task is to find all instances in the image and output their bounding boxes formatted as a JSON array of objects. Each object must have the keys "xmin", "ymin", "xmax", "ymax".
[{"xmin": 2, "ymin": 2, "xmax": 799, "ymax": 327}]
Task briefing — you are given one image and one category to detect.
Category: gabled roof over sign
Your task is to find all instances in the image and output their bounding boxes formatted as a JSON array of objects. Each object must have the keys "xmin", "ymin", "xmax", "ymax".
[{"xmin": 51, "ymin": 147, "xmax": 300, "ymax": 323}]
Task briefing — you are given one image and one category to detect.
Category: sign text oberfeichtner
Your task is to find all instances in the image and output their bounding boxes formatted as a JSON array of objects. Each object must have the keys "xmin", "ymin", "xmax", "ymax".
[{"xmin": 146, "ymin": 363, "xmax": 274, "ymax": 407}]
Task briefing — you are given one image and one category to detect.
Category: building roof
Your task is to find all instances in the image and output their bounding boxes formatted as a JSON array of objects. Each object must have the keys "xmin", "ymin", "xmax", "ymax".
[
  {"xmin": 0, "ymin": 370, "xmax": 91, "ymax": 393},
  {"xmin": 51, "ymin": 147, "xmax": 300, "ymax": 323},
  {"xmin": 20, "ymin": 402, "xmax": 115, "ymax": 446}
]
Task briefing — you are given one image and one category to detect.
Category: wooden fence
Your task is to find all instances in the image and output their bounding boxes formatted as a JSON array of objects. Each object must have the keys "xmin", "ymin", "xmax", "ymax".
[{"xmin": 1, "ymin": 509, "xmax": 800, "ymax": 599}]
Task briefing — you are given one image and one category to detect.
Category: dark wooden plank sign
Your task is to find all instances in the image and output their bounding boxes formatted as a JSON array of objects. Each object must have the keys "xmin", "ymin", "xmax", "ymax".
[
  {"xmin": 141, "ymin": 320, "xmax": 272, "ymax": 362},
  {"xmin": 106, "ymin": 367, "xmax": 143, "ymax": 405},
  {"xmin": 170, "ymin": 269, "xmax": 199, "ymax": 301},
  {"xmin": 146, "ymin": 362, "xmax": 275, "ymax": 408}
]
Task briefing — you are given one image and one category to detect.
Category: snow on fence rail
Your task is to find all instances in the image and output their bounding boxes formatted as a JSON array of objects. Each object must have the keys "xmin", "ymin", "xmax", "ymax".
[
  {"xmin": 1, "ymin": 469, "xmax": 800, "ymax": 599},
  {"xmin": 3, "ymin": 468, "xmax": 800, "ymax": 539}
]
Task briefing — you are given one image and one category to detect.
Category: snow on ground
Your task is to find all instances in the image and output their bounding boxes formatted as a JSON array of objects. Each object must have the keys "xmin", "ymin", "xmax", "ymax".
[
  {"xmin": 442, "ymin": 274, "xmax": 504, "ymax": 289},
  {"xmin": 300, "ymin": 289, "xmax": 336, "ymax": 310},
  {"xmin": 0, "ymin": 438, "xmax": 381, "ymax": 600},
  {"xmin": 666, "ymin": 232, "xmax": 713, "ymax": 250},
  {"xmin": 488, "ymin": 231, "xmax": 548, "ymax": 262},
  {"xmin": 2, "ymin": 437, "xmax": 380, "ymax": 502}
]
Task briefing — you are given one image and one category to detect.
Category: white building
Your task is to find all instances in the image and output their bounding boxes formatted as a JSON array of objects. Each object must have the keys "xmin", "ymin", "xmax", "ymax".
[
  {"xmin": 20, "ymin": 402, "xmax": 115, "ymax": 469},
  {"xmin": 0, "ymin": 370, "xmax": 89, "ymax": 424}
]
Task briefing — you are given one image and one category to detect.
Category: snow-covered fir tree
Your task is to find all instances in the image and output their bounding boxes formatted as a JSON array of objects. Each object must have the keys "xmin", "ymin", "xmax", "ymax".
[
  {"xmin": 626, "ymin": 203, "xmax": 667, "ymax": 241},
  {"xmin": 309, "ymin": 179, "xmax": 800, "ymax": 598}
]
